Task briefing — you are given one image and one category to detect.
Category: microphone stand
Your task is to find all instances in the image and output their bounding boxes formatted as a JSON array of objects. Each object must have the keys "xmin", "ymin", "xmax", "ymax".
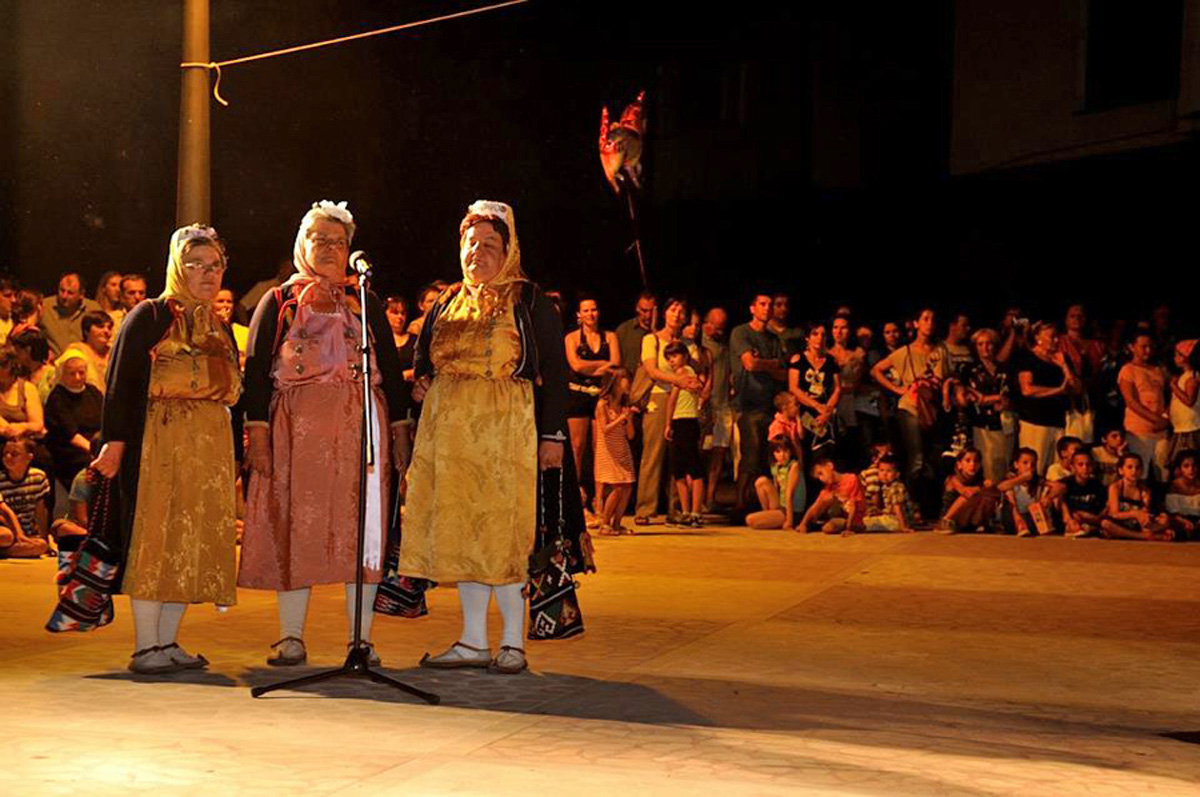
[{"xmin": 251, "ymin": 265, "xmax": 439, "ymax": 705}]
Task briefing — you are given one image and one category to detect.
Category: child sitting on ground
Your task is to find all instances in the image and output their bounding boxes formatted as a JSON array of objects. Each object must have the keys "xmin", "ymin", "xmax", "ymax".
[
  {"xmin": 767, "ymin": 391, "xmax": 804, "ymax": 456},
  {"xmin": 664, "ymin": 341, "xmax": 706, "ymax": 527},
  {"xmin": 1001, "ymin": 447, "xmax": 1053, "ymax": 536},
  {"xmin": 1061, "ymin": 449, "xmax": 1108, "ymax": 539},
  {"xmin": 748, "ymin": 437, "xmax": 805, "ymax": 530},
  {"xmin": 797, "ymin": 457, "xmax": 865, "ymax": 534},
  {"xmin": 1101, "ymin": 452, "xmax": 1172, "ymax": 541},
  {"xmin": 936, "ymin": 447, "xmax": 999, "ymax": 533},
  {"xmin": 1091, "ymin": 428, "xmax": 1127, "ymax": 487},
  {"xmin": 862, "ymin": 453, "xmax": 917, "ymax": 532},
  {"xmin": 1164, "ymin": 449, "xmax": 1200, "ymax": 540},
  {"xmin": 1039, "ymin": 436, "xmax": 1084, "ymax": 520},
  {"xmin": 0, "ymin": 438, "xmax": 51, "ymax": 558},
  {"xmin": 859, "ymin": 441, "xmax": 894, "ymax": 513}
]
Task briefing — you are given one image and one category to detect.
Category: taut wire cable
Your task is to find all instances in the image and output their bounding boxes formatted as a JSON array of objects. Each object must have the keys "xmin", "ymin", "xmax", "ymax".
[{"xmin": 181, "ymin": 0, "xmax": 528, "ymax": 106}]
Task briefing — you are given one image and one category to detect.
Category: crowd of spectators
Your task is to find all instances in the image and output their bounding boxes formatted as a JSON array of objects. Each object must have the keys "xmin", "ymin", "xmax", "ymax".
[
  {"xmin": 559, "ymin": 290, "xmax": 1200, "ymax": 541},
  {"xmin": 2, "ymin": 267, "xmax": 1198, "ymax": 560}
]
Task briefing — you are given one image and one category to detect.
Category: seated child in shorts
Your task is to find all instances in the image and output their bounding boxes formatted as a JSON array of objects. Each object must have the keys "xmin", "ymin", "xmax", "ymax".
[
  {"xmin": 1060, "ymin": 449, "xmax": 1107, "ymax": 539},
  {"xmin": 797, "ymin": 457, "xmax": 865, "ymax": 534},
  {"xmin": 937, "ymin": 447, "xmax": 1003, "ymax": 533},
  {"xmin": 862, "ymin": 453, "xmax": 917, "ymax": 532},
  {"xmin": 1100, "ymin": 452, "xmax": 1172, "ymax": 541},
  {"xmin": 748, "ymin": 437, "xmax": 805, "ymax": 530},
  {"xmin": 1000, "ymin": 447, "xmax": 1052, "ymax": 536},
  {"xmin": 0, "ymin": 438, "xmax": 51, "ymax": 558},
  {"xmin": 859, "ymin": 441, "xmax": 894, "ymax": 513}
]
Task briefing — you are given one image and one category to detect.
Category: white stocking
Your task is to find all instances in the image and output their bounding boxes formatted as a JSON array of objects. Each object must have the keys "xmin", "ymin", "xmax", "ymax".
[
  {"xmin": 494, "ymin": 583, "xmax": 526, "ymax": 650},
  {"xmin": 457, "ymin": 582, "xmax": 492, "ymax": 649},
  {"xmin": 130, "ymin": 598, "xmax": 162, "ymax": 652},
  {"xmin": 158, "ymin": 602, "xmax": 187, "ymax": 646},
  {"xmin": 277, "ymin": 588, "xmax": 311, "ymax": 639},
  {"xmin": 344, "ymin": 583, "xmax": 379, "ymax": 642}
]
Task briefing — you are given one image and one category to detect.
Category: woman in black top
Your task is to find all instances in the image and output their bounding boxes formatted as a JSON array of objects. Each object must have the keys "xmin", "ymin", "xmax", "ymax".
[
  {"xmin": 564, "ymin": 295, "xmax": 619, "ymax": 511},
  {"xmin": 788, "ymin": 323, "xmax": 841, "ymax": 458},
  {"xmin": 1016, "ymin": 321, "xmax": 1080, "ymax": 475},
  {"xmin": 44, "ymin": 355, "xmax": 103, "ymax": 488}
]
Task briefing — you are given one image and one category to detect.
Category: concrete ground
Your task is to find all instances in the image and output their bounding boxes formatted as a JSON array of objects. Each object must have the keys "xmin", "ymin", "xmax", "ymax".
[{"xmin": 3, "ymin": 526, "xmax": 1200, "ymax": 795}]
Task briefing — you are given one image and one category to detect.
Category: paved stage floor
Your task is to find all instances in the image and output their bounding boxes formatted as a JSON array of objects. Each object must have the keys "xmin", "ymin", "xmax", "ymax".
[{"xmin": 3, "ymin": 526, "xmax": 1200, "ymax": 795}]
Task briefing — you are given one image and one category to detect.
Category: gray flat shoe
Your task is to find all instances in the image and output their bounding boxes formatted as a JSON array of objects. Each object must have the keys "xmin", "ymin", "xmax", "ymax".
[
  {"xmin": 488, "ymin": 645, "xmax": 528, "ymax": 675},
  {"xmin": 128, "ymin": 646, "xmax": 177, "ymax": 675},
  {"xmin": 419, "ymin": 641, "xmax": 491, "ymax": 669},
  {"xmin": 160, "ymin": 642, "xmax": 209, "ymax": 670},
  {"xmin": 267, "ymin": 636, "xmax": 307, "ymax": 667}
]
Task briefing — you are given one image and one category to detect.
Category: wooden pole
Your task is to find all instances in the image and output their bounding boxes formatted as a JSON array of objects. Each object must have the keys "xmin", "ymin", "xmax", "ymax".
[{"xmin": 176, "ymin": 0, "xmax": 211, "ymax": 226}]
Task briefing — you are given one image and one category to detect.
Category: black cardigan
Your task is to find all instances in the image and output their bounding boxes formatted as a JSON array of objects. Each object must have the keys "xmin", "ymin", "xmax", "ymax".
[
  {"xmin": 412, "ymin": 281, "xmax": 569, "ymax": 442},
  {"xmin": 242, "ymin": 284, "xmax": 410, "ymax": 426},
  {"xmin": 101, "ymin": 299, "xmax": 244, "ymax": 585}
]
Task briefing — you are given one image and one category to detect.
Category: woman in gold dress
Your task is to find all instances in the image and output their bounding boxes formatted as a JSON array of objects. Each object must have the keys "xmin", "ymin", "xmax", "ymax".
[
  {"xmin": 401, "ymin": 200, "xmax": 586, "ymax": 674},
  {"xmin": 92, "ymin": 225, "xmax": 243, "ymax": 674}
]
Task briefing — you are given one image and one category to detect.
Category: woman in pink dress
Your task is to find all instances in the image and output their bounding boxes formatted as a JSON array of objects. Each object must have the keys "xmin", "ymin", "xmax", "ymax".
[{"xmin": 239, "ymin": 201, "xmax": 411, "ymax": 667}]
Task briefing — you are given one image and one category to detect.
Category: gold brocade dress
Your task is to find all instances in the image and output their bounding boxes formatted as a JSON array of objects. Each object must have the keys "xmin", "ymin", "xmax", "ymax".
[
  {"xmin": 399, "ymin": 288, "xmax": 538, "ymax": 585},
  {"xmin": 121, "ymin": 319, "xmax": 242, "ymax": 604}
]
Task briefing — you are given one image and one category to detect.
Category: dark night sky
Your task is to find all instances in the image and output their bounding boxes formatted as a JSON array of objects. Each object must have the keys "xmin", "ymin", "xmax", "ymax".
[{"xmin": 3, "ymin": 1, "xmax": 1194, "ymax": 330}]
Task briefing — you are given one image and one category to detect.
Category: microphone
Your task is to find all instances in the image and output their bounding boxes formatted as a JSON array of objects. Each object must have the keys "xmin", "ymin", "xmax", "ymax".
[{"xmin": 349, "ymin": 250, "xmax": 374, "ymax": 276}]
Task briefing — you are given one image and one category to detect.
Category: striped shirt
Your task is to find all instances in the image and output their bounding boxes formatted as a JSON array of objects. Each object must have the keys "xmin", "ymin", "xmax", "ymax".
[{"xmin": 0, "ymin": 467, "xmax": 50, "ymax": 535}]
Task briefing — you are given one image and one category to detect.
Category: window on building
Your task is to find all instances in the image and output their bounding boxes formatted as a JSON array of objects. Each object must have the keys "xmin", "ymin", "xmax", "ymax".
[{"xmin": 1083, "ymin": 0, "xmax": 1184, "ymax": 111}]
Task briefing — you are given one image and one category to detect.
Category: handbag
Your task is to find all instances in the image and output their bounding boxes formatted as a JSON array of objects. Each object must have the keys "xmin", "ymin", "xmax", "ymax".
[
  {"xmin": 628, "ymin": 334, "xmax": 660, "ymax": 410},
  {"xmin": 526, "ymin": 468, "xmax": 585, "ymax": 641},
  {"xmin": 374, "ymin": 486, "xmax": 435, "ymax": 618},
  {"xmin": 45, "ymin": 475, "xmax": 120, "ymax": 633},
  {"xmin": 903, "ymin": 346, "xmax": 940, "ymax": 431}
]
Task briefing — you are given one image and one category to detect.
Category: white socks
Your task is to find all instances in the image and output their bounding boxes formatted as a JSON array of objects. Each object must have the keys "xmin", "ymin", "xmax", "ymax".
[
  {"xmin": 158, "ymin": 602, "xmax": 187, "ymax": 646},
  {"xmin": 344, "ymin": 583, "xmax": 378, "ymax": 642},
  {"xmin": 494, "ymin": 583, "xmax": 526, "ymax": 650},
  {"xmin": 457, "ymin": 582, "xmax": 491, "ymax": 649},
  {"xmin": 457, "ymin": 582, "xmax": 525, "ymax": 650},
  {"xmin": 131, "ymin": 599, "xmax": 162, "ymax": 651},
  {"xmin": 277, "ymin": 585, "xmax": 378, "ymax": 642},
  {"xmin": 277, "ymin": 588, "xmax": 311, "ymax": 639}
]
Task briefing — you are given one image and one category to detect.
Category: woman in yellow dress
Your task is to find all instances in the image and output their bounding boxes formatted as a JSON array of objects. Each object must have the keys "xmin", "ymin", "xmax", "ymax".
[
  {"xmin": 401, "ymin": 200, "xmax": 585, "ymax": 674},
  {"xmin": 92, "ymin": 225, "xmax": 242, "ymax": 675}
]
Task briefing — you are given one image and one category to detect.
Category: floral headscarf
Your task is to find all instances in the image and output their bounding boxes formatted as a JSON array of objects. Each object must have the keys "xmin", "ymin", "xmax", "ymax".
[
  {"xmin": 284, "ymin": 200, "xmax": 357, "ymax": 305},
  {"xmin": 458, "ymin": 200, "xmax": 526, "ymax": 317},
  {"xmin": 160, "ymin": 224, "xmax": 232, "ymax": 352}
]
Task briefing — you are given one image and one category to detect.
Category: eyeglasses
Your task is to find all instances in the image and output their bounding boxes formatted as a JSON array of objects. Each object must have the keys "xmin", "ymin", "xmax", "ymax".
[
  {"xmin": 181, "ymin": 260, "xmax": 227, "ymax": 274},
  {"xmin": 308, "ymin": 234, "xmax": 349, "ymax": 250}
]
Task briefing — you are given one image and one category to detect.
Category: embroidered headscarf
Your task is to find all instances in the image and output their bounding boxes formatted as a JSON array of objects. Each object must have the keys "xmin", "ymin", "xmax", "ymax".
[
  {"xmin": 458, "ymin": 200, "xmax": 526, "ymax": 317},
  {"xmin": 160, "ymin": 224, "xmax": 231, "ymax": 351},
  {"xmin": 284, "ymin": 200, "xmax": 357, "ymax": 305}
]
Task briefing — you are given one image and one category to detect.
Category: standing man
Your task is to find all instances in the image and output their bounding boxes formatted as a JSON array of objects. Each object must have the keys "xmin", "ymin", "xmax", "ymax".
[
  {"xmin": 730, "ymin": 293, "xmax": 786, "ymax": 512},
  {"xmin": 119, "ymin": 274, "xmax": 148, "ymax": 313},
  {"xmin": 700, "ymin": 307, "xmax": 732, "ymax": 510},
  {"xmin": 616, "ymin": 291, "xmax": 657, "ymax": 375},
  {"xmin": 944, "ymin": 313, "xmax": 973, "ymax": 379},
  {"xmin": 768, "ymin": 292, "xmax": 802, "ymax": 358},
  {"xmin": 39, "ymin": 273, "xmax": 101, "ymax": 356}
]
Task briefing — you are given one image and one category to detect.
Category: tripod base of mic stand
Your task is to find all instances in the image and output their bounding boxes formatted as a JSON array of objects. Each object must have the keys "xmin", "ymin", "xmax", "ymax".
[{"xmin": 250, "ymin": 644, "xmax": 441, "ymax": 704}]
